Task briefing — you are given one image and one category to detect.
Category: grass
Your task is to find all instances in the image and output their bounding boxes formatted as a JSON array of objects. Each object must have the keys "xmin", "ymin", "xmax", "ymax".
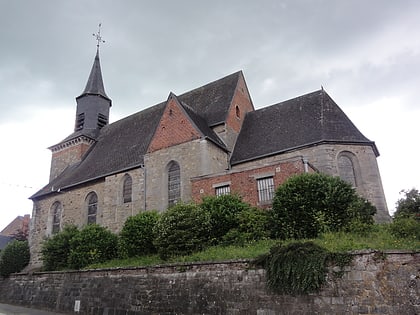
[{"xmin": 87, "ymin": 224, "xmax": 419, "ymax": 270}]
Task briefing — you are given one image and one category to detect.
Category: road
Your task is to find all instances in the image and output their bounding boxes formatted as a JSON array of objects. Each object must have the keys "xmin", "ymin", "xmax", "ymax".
[{"xmin": 0, "ymin": 303, "xmax": 69, "ymax": 315}]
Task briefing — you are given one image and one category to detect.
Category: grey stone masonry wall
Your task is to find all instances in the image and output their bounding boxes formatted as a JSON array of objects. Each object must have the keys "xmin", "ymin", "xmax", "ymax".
[
  {"xmin": 234, "ymin": 143, "xmax": 390, "ymax": 223},
  {"xmin": 0, "ymin": 251, "xmax": 418, "ymax": 315}
]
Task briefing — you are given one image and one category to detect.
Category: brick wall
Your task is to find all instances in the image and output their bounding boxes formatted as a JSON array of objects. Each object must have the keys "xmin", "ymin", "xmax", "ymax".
[
  {"xmin": 50, "ymin": 139, "xmax": 93, "ymax": 181},
  {"xmin": 1, "ymin": 251, "xmax": 418, "ymax": 314},
  {"xmin": 148, "ymin": 95, "xmax": 201, "ymax": 153},
  {"xmin": 192, "ymin": 157, "xmax": 309, "ymax": 206},
  {"xmin": 234, "ymin": 144, "xmax": 390, "ymax": 222}
]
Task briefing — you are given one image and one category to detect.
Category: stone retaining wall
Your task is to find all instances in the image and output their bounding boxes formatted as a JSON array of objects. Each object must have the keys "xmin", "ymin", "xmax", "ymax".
[{"xmin": 0, "ymin": 251, "xmax": 418, "ymax": 314}]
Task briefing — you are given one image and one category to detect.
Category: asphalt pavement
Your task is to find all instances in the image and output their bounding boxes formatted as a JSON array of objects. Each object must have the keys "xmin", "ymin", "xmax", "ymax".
[{"xmin": 0, "ymin": 303, "xmax": 69, "ymax": 315}]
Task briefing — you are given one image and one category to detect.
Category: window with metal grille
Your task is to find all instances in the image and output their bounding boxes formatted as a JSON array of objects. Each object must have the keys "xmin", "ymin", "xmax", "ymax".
[
  {"xmin": 257, "ymin": 176, "xmax": 275, "ymax": 203},
  {"xmin": 168, "ymin": 161, "xmax": 180, "ymax": 207},
  {"xmin": 51, "ymin": 201, "xmax": 62, "ymax": 234},
  {"xmin": 215, "ymin": 185, "xmax": 230, "ymax": 197},
  {"xmin": 87, "ymin": 192, "xmax": 98, "ymax": 224},
  {"xmin": 122, "ymin": 174, "xmax": 132, "ymax": 203}
]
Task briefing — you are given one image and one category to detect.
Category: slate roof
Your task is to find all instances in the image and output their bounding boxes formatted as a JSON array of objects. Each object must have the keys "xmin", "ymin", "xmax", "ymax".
[
  {"xmin": 31, "ymin": 72, "xmax": 239, "ymax": 199},
  {"xmin": 178, "ymin": 71, "xmax": 241, "ymax": 126},
  {"xmin": 230, "ymin": 89, "xmax": 378, "ymax": 165},
  {"xmin": 77, "ymin": 48, "xmax": 110, "ymax": 101},
  {"xmin": 179, "ymin": 100, "xmax": 227, "ymax": 149},
  {"xmin": 0, "ymin": 235, "xmax": 13, "ymax": 250}
]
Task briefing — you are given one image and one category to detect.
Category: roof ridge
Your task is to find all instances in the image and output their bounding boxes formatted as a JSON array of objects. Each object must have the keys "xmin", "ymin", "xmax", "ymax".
[{"xmin": 178, "ymin": 71, "xmax": 242, "ymax": 97}]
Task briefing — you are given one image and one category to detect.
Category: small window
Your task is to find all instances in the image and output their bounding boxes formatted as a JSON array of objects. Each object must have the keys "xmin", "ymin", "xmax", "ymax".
[
  {"xmin": 75, "ymin": 113, "xmax": 85, "ymax": 131},
  {"xmin": 87, "ymin": 192, "xmax": 98, "ymax": 224},
  {"xmin": 257, "ymin": 176, "xmax": 275, "ymax": 203},
  {"xmin": 215, "ymin": 185, "xmax": 230, "ymax": 197},
  {"xmin": 235, "ymin": 105, "xmax": 241, "ymax": 118},
  {"xmin": 123, "ymin": 174, "xmax": 132, "ymax": 203},
  {"xmin": 51, "ymin": 201, "xmax": 62, "ymax": 234},
  {"xmin": 168, "ymin": 161, "xmax": 181, "ymax": 207}
]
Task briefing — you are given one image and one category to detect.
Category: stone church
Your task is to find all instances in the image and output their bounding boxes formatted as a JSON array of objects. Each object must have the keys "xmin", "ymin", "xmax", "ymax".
[{"xmin": 29, "ymin": 48, "xmax": 390, "ymax": 267}]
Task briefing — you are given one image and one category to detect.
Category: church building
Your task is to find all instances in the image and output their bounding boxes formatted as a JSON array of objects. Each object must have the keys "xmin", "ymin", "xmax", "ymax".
[{"xmin": 29, "ymin": 48, "xmax": 390, "ymax": 267}]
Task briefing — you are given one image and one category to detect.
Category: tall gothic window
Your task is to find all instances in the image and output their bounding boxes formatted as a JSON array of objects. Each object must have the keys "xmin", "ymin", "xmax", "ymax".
[
  {"xmin": 338, "ymin": 154, "xmax": 357, "ymax": 187},
  {"xmin": 168, "ymin": 161, "xmax": 181, "ymax": 207},
  {"xmin": 51, "ymin": 201, "xmax": 62, "ymax": 234},
  {"xmin": 123, "ymin": 174, "xmax": 132, "ymax": 203},
  {"xmin": 86, "ymin": 192, "xmax": 98, "ymax": 224}
]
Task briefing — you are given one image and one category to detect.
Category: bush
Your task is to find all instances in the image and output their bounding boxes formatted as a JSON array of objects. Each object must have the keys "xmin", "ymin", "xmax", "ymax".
[
  {"xmin": 119, "ymin": 211, "xmax": 160, "ymax": 258},
  {"xmin": 271, "ymin": 173, "xmax": 375, "ymax": 239},
  {"xmin": 394, "ymin": 188, "xmax": 420, "ymax": 221},
  {"xmin": 221, "ymin": 207, "xmax": 270, "ymax": 246},
  {"xmin": 200, "ymin": 194, "xmax": 253, "ymax": 244},
  {"xmin": 68, "ymin": 224, "xmax": 118, "ymax": 269},
  {"xmin": 0, "ymin": 240, "xmax": 30, "ymax": 277},
  {"xmin": 41, "ymin": 225, "xmax": 79, "ymax": 271},
  {"xmin": 257, "ymin": 241, "xmax": 329, "ymax": 294},
  {"xmin": 154, "ymin": 203, "xmax": 211, "ymax": 260},
  {"xmin": 389, "ymin": 217, "xmax": 420, "ymax": 240}
]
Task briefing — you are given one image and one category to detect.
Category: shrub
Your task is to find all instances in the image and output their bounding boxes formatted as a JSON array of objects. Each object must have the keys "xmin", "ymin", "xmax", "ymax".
[
  {"xmin": 389, "ymin": 217, "xmax": 420, "ymax": 240},
  {"xmin": 118, "ymin": 211, "xmax": 160, "ymax": 258},
  {"xmin": 0, "ymin": 240, "xmax": 30, "ymax": 277},
  {"xmin": 200, "ymin": 194, "xmax": 253, "ymax": 244},
  {"xmin": 41, "ymin": 225, "xmax": 79, "ymax": 271},
  {"xmin": 68, "ymin": 224, "xmax": 118, "ymax": 269},
  {"xmin": 154, "ymin": 203, "xmax": 211, "ymax": 260},
  {"xmin": 394, "ymin": 188, "xmax": 420, "ymax": 221},
  {"xmin": 221, "ymin": 207, "xmax": 270, "ymax": 246},
  {"xmin": 271, "ymin": 173, "xmax": 375, "ymax": 239},
  {"xmin": 257, "ymin": 241, "xmax": 329, "ymax": 294}
]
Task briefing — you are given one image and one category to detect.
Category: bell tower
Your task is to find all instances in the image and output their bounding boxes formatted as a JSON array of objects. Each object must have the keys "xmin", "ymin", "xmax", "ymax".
[{"xmin": 48, "ymin": 24, "xmax": 112, "ymax": 181}]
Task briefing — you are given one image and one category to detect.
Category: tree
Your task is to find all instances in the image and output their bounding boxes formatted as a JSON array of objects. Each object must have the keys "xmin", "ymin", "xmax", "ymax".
[
  {"xmin": 271, "ymin": 173, "xmax": 376, "ymax": 239},
  {"xmin": 200, "ymin": 194, "xmax": 255, "ymax": 244},
  {"xmin": 390, "ymin": 188, "xmax": 420, "ymax": 240},
  {"xmin": 0, "ymin": 240, "xmax": 30, "ymax": 277},
  {"xmin": 41, "ymin": 225, "xmax": 79, "ymax": 271},
  {"xmin": 394, "ymin": 188, "xmax": 420, "ymax": 220},
  {"xmin": 118, "ymin": 211, "xmax": 160, "ymax": 258},
  {"xmin": 68, "ymin": 224, "xmax": 118, "ymax": 269},
  {"xmin": 153, "ymin": 203, "xmax": 211, "ymax": 260}
]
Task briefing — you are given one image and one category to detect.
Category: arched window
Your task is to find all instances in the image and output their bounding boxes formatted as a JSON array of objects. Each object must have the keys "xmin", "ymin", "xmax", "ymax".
[
  {"xmin": 338, "ymin": 154, "xmax": 357, "ymax": 187},
  {"xmin": 122, "ymin": 174, "xmax": 132, "ymax": 203},
  {"xmin": 86, "ymin": 192, "xmax": 98, "ymax": 224},
  {"xmin": 51, "ymin": 201, "xmax": 62, "ymax": 234},
  {"xmin": 168, "ymin": 161, "xmax": 181, "ymax": 207}
]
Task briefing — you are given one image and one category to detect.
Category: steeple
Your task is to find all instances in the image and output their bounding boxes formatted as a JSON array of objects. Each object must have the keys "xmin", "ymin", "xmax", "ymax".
[
  {"xmin": 74, "ymin": 47, "xmax": 112, "ymax": 133},
  {"xmin": 78, "ymin": 48, "xmax": 110, "ymax": 101},
  {"xmin": 48, "ymin": 27, "xmax": 112, "ymax": 182}
]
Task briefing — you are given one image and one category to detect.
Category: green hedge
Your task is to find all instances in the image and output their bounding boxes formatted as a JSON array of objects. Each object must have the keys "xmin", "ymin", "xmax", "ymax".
[{"xmin": 0, "ymin": 240, "xmax": 30, "ymax": 277}]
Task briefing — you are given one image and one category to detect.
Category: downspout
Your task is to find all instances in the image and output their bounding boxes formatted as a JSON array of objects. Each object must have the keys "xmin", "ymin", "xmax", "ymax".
[
  {"xmin": 142, "ymin": 164, "xmax": 147, "ymax": 211},
  {"xmin": 302, "ymin": 157, "xmax": 309, "ymax": 173}
]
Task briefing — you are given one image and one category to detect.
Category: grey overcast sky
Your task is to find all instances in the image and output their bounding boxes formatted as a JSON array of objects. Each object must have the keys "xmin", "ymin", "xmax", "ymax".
[{"xmin": 0, "ymin": 0, "xmax": 419, "ymax": 230}]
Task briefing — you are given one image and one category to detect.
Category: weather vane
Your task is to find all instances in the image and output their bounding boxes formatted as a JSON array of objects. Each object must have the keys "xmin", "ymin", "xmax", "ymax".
[{"xmin": 93, "ymin": 23, "xmax": 105, "ymax": 48}]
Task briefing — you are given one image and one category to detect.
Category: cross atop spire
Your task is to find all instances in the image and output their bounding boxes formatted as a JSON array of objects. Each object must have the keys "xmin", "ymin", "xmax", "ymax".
[{"xmin": 93, "ymin": 23, "xmax": 105, "ymax": 49}]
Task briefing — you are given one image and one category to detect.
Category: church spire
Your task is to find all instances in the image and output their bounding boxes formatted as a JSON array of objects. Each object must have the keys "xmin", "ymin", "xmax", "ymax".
[
  {"xmin": 74, "ymin": 24, "xmax": 111, "ymax": 133},
  {"xmin": 78, "ymin": 24, "xmax": 110, "ymax": 100},
  {"xmin": 78, "ymin": 48, "xmax": 110, "ymax": 100}
]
